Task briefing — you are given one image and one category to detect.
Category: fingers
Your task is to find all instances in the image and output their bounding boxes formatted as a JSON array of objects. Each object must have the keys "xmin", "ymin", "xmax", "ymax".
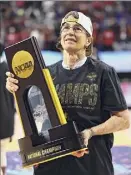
[
  {"xmin": 6, "ymin": 72, "xmax": 18, "ymax": 84},
  {"xmin": 71, "ymin": 149, "xmax": 89, "ymax": 158},
  {"xmin": 6, "ymin": 81, "xmax": 19, "ymax": 92},
  {"xmin": 6, "ymin": 76, "xmax": 18, "ymax": 84},
  {"xmin": 6, "ymin": 72, "xmax": 14, "ymax": 78},
  {"xmin": 6, "ymin": 72, "xmax": 19, "ymax": 93},
  {"xmin": 72, "ymin": 152, "xmax": 84, "ymax": 158}
]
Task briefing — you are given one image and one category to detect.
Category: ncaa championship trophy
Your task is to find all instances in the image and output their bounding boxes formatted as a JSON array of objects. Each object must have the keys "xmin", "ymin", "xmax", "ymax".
[{"xmin": 5, "ymin": 36, "xmax": 86, "ymax": 168}]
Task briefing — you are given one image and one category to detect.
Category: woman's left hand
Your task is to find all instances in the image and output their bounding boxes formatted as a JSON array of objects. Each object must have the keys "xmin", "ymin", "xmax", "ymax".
[{"xmin": 71, "ymin": 129, "xmax": 93, "ymax": 158}]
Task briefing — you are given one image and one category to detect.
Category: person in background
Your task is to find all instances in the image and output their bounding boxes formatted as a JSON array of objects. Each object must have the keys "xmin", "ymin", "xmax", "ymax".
[
  {"xmin": 5, "ymin": 11, "xmax": 130, "ymax": 175},
  {"xmin": 0, "ymin": 42, "xmax": 15, "ymax": 175}
]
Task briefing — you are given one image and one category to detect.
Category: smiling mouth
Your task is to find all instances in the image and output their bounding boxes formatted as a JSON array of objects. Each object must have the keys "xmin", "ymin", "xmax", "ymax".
[{"xmin": 65, "ymin": 39, "xmax": 76, "ymax": 42}]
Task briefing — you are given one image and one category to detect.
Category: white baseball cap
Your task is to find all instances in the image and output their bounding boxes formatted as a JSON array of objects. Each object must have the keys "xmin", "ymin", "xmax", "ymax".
[{"xmin": 61, "ymin": 12, "xmax": 93, "ymax": 36}]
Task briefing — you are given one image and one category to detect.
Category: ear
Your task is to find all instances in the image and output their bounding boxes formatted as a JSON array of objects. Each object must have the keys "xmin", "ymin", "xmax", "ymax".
[{"xmin": 86, "ymin": 37, "xmax": 92, "ymax": 47}]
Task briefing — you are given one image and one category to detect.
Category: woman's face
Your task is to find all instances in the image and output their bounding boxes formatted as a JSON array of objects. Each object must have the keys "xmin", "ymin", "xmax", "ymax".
[{"xmin": 60, "ymin": 22, "xmax": 89, "ymax": 54}]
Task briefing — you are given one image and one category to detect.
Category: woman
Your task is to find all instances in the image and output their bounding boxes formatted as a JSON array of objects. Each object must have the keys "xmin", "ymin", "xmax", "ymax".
[{"xmin": 6, "ymin": 11, "xmax": 130, "ymax": 175}]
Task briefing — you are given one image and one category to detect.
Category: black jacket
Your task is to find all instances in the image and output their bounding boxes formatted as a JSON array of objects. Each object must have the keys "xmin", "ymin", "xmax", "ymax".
[{"xmin": 0, "ymin": 61, "xmax": 15, "ymax": 139}]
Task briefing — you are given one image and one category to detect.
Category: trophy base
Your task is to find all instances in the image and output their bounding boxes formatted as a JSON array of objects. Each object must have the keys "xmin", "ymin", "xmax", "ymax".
[{"xmin": 18, "ymin": 121, "xmax": 86, "ymax": 168}]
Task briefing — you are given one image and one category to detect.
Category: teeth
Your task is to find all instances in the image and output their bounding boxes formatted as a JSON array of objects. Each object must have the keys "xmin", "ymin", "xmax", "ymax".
[{"xmin": 66, "ymin": 39, "xmax": 76, "ymax": 42}]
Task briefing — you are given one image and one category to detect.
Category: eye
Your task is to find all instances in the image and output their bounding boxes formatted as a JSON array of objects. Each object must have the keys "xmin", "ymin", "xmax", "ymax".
[
  {"xmin": 64, "ymin": 26, "xmax": 70, "ymax": 29},
  {"xmin": 61, "ymin": 26, "xmax": 70, "ymax": 32},
  {"xmin": 74, "ymin": 26, "xmax": 82, "ymax": 32}
]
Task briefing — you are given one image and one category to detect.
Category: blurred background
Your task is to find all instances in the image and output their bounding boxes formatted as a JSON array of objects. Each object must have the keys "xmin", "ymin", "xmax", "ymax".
[{"xmin": 0, "ymin": 1, "xmax": 131, "ymax": 175}]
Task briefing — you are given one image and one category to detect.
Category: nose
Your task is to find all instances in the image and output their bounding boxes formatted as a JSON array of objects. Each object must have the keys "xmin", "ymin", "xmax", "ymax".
[{"xmin": 67, "ymin": 27, "xmax": 75, "ymax": 35}]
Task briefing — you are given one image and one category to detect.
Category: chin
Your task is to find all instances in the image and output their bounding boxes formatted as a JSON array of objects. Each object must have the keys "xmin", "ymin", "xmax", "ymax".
[{"xmin": 64, "ymin": 46, "xmax": 77, "ymax": 53}]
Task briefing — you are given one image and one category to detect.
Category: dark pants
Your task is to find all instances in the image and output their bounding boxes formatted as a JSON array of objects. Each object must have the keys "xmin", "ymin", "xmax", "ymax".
[{"xmin": 34, "ymin": 136, "xmax": 114, "ymax": 175}]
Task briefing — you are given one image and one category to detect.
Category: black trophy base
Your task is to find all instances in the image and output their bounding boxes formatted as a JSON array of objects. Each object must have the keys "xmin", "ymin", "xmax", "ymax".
[{"xmin": 18, "ymin": 121, "xmax": 86, "ymax": 168}]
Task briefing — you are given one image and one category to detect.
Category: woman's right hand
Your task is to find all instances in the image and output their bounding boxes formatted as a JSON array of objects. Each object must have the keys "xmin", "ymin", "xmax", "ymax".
[{"xmin": 6, "ymin": 72, "xmax": 19, "ymax": 93}]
